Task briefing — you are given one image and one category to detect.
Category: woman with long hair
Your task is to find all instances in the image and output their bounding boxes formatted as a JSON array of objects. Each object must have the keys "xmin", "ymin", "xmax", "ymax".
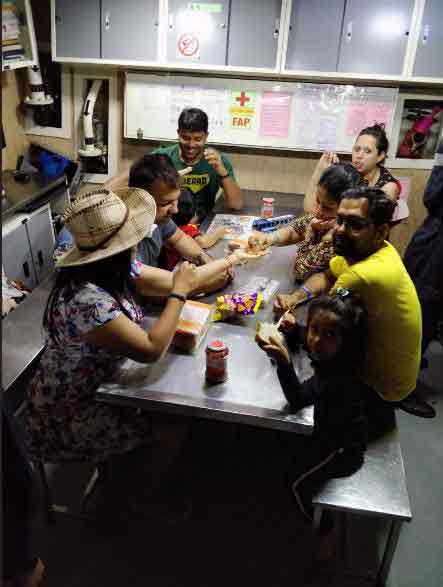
[
  {"xmin": 305, "ymin": 123, "xmax": 401, "ymax": 213},
  {"xmin": 25, "ymin": 187, "xmax": 245, "ymax": 465}
]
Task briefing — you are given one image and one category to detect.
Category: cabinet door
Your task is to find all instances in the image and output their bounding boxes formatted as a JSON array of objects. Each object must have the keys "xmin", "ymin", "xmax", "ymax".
[
  {"xmin": 54, "ymin": 0, "xmax": 101, "ymax": 59},
  {"xmin": 167, "ymin": 0, "xmax": 229, "ymax": 65},
  {"xmin": 2, "ymin": 222, "xmax": 37, "ymax": 289},
  {"xmin": 285, "ymin": 0, "xmax": 345, "ymax": 71},
  {"xmin": 338, "ymin": 0, "xmax": 414, "ymax": 75},
  {"xmin": 101, "ymin": 0, "xmax": 159, "ymax": 61},
  {"xmin": 26, "ymin": 207, "xmax": 55, "ymax": 284},
  {"xmin": 227, "ymin": 0, "xmax": 281, "ymax": 68},
  {"xmin": 413, "ymin": 0, "xmax": 443, "ymax": 78}
]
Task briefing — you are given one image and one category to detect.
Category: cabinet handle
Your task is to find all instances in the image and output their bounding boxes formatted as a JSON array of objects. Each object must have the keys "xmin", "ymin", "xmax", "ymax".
[
  {"xmin": 104, "ymin": 12, "xmax": 111, "ymax": 31},
  {"xmin": 169, "ymin": 14, "xmax": 174, "ymax": 31},
  {"xmin": 37, "ymin": 251, "xmax": 44, "ymax": 267},
  {"xmin": 346, "ymin": 21, "xmax": 353, "ymax": 43},
  {"xmin": 274, "ymin": 18, "xmax": 279, "ymax": 39},
  {"xmin": 422, "ymin": 24, "xmax": 430, "ymax": 45},
  {"xmin": 23, "ymin": 261, "xmax": 30, "ymax": 278}
]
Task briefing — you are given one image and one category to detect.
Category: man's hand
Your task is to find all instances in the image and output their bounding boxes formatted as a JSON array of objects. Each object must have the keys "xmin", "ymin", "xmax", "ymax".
[
  {"xmin": 198, "ymin": 251, "xmax": 213, "ymax": 265},
  {"xmin": 273, "ymin": 291, "xmax": 305, "ymax": 317},
  {"xmin": 204, "ymin": 148, "xmax": 227, "ymax": 177},
  {"xmin": 227, "ymin": 249, "xmax": 250, "ymax": 266}
]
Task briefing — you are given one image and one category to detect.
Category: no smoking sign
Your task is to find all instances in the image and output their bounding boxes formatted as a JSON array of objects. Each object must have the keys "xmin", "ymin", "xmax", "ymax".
[{"xmin": 177, "ymin": 33, "xmax": 200, "ymax": 59}]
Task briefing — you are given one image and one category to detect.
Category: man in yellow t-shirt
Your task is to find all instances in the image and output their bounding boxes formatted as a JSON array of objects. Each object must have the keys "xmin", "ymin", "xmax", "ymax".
[{"xmin": 275, "ymin": 186, "xmax": 433, "ymax": 417}]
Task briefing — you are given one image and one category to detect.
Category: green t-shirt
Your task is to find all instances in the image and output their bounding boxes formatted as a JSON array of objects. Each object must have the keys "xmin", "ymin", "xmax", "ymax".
[{"xmin": 153, "ymin": 143, "xmax": 235, "ymax": 221}]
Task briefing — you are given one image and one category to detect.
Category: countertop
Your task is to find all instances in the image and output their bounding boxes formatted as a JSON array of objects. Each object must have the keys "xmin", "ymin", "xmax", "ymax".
[{"xmin": 1, "ymin": 170, "xmax": 66, "ymax": 221}]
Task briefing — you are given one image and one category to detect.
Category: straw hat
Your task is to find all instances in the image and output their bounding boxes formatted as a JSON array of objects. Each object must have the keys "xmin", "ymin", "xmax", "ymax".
[{"xmin": 56, "ymin": 187, "xmax": 156, "ymax": 267}]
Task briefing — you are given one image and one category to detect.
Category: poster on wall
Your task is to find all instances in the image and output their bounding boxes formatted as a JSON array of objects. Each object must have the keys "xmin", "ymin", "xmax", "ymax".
[
  {"xmin": 125, "ymin": 73, "xmax": 398, "ymax": 153},
  {"xmin": 259, "ymin": 92, "xmax": 292, "ymax": 138},
  {"xmin": 229, "ymin": 90, "xmax": 257, "ymax": 130}
]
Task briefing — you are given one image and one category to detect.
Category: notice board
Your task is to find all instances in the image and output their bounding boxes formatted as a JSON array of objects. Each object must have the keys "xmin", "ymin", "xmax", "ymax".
[{"xmin": 124, "ymin": 73, "xmax": 398, "ymax": 153}]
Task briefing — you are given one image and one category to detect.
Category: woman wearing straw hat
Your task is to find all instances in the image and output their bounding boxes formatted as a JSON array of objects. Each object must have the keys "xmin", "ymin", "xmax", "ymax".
[{"xmin": 25, "ymin": 187, "xmax": 247, "ymax": 468}]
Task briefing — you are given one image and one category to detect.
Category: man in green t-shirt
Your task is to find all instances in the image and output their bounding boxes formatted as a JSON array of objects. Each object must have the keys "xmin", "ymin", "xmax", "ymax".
[{"xmin": 154, "ymin": 108, "xmax": 243, "ymax": 221}]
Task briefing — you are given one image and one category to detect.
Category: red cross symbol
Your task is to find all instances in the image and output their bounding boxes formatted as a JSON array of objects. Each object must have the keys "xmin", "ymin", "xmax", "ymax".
[{"xmin": 236, "ymin": 92, "xmax": 250, "ymax": 107}]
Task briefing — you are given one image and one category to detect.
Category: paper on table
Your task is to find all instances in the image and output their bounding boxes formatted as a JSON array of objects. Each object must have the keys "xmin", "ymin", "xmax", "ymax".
[{"xmin": 206, "ymin": 214, "xmax": 259, "ymax": 239}]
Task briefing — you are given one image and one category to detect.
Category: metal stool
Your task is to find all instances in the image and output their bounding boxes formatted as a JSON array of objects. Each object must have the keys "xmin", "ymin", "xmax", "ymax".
[{"xmin": 34, "ymin": 460, "xmax": 101, "ymax": 524}]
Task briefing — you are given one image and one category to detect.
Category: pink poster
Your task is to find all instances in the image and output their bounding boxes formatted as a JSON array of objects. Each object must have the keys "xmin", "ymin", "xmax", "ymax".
[
  {"xmin": 259, "ymin": 91, "xmax": 292, "ymax": 138},
  {"xmin": 346, "ymin": 101, "xmax": 392, "ymax": 136}
]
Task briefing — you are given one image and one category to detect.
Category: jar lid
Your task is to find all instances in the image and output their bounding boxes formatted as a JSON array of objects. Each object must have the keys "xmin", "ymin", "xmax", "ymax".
[
  {"xmin": 262, "ymin": 197, "xmax": 275, "ymax": 203},
  {"xmin": 207, "ymin": 339, "xmax": 226, "ymax": 351}
]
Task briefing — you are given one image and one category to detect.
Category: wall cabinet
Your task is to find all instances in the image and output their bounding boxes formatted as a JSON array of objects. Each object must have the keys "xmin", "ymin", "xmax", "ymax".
[
  {"xmin": 285, "ymin": 0, "xmax": 345, "ymax": 72},
  {"xmin": 337, "ymin": 0, "xmax": 414, "ymax": 75},
  {"xmin": 54, "ymin": 0, "xmax": 101, "ymax": 59},
  {"xmin": 2, "ymin": 204, "xmax": 55, "ymax": 289},
  {"xmin": 285, "ymin": 0, "xmax": 414, "ymax": 76},
  {"xmin": 166, "ymin": 0, "xmax": 283, "ymax": 69},
  {"xmin": 413, "ymin": 0, "xmax": 443, "ymax": 78},
  {"xmin": 51, "ymin": 0, "xmax": 442, "ymax": 83},
  {"xmin": 53, "ymin": 0, "xmax": 159, "ymax": 61},
  {"xmin": 101, "ymin": 0, "xmax": 159, "ymax": 61},
  {"xmin": 166, "ymin": 0, "xmax": 229, "ymax": 66},
  {"xmin": 227, "ymin": 0, "xmax": 282, "ymax": 68}
]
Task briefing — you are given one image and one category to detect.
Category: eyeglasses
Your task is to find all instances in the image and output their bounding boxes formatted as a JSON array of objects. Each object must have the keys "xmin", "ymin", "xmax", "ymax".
[{"xmin": 335, "ymin": 214, "xmax": 372, "ymax": 232}]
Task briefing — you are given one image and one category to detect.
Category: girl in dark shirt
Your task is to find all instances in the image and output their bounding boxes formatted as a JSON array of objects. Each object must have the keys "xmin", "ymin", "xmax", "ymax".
[{"xmin": 257, "ymin": 289, "xmax": 370, "ymax": 523}]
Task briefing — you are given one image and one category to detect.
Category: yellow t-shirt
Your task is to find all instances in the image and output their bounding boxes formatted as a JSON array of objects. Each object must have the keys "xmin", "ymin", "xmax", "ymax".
[{"xmin": 330, "ymin": 242, "xmax": 422, "ymax": 401}]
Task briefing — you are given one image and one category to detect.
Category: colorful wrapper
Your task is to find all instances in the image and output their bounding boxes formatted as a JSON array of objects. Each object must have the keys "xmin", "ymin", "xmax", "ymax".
[{"xmin": 213, "ymin": 292, "xmax": 263, "ymax": 322}]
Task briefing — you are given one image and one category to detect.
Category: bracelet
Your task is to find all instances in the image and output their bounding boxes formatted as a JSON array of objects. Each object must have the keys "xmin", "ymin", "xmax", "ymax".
[
  {"xmin": 219, "ymin": 172, "xmax": 230, "ymax": 180},
  {"xmin": 129, "ymin": 259, "xmax": 142, "ymax": 279},
  {"xmin": 168, "ymin": 292, "xmax": 187, "ymax": 303},
  {"xmin": 299, "ymin": 284, "xmax": 313, "ymax": 300}
]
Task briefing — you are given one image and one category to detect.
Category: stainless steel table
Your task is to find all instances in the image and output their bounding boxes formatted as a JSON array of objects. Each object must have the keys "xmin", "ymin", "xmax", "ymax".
[
  {"xmin": 2, "ymin": 276, "xmax": 54, "ymax": 392},
  {"xmin": 97, "ymin": 203, "xmax": 314, "ymax": 434},
  {"xmin": 97, "ymin": 321, "xmax": 314, "ymax": 434}
]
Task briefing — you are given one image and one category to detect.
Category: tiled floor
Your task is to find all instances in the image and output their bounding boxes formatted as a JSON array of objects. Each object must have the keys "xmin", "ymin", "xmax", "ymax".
[{"xmin": 30, "ymin": 342, "xmax": 442, "ymax": 587}]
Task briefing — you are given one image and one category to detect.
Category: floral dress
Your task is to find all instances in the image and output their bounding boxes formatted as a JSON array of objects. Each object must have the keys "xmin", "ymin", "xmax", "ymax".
[
  {"xmin": 289, "ymin": 214, "xmax": 335, "ymax": 282},
  {"xmin": 25, "ymin": 282, "xmax": 152, "ymax": 463},
  {"xmin": 359, "ymin": 165, "xmax": 401, "ymax": 194}
]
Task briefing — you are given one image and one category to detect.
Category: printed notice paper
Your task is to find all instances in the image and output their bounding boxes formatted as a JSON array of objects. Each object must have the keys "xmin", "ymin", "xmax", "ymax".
[
  {"xmin": 346, "ymin": 101, "xmax": 392, "ymax": 136},
  {"xmin": 259, "ymin": 92, "xmax": 292, "ymax": 138}
]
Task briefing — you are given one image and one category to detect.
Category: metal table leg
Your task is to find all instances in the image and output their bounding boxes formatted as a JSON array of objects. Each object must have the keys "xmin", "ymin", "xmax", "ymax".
[
  {"xmin": 377, "ymin": 520, "xmax": 402, "ymax": 586},
  {"xmin": 313, "ymin": 506, "xmax": 323, "ymax": 531}
]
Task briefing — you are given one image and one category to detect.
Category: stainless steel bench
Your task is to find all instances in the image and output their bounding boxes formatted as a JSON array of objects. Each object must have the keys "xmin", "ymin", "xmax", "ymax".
[{"xmin": 312, "ymin": 423, "xmax": 411, "ymax": 586}]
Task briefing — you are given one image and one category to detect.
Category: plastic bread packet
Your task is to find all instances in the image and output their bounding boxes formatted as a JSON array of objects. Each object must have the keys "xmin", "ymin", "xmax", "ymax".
[
  {"xmin": 236, "ymin": 276, "xmax": 280, "ymax": 306},
  {"xmin": 213, "ymin": 292, "xmax": 263, "ymax": 322}
]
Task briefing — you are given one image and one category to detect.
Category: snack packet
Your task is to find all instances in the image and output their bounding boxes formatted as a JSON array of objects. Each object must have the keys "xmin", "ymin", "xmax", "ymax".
[{"xmin": 213, "ymin": 292, "xmax": 263, "ymax": 322}]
